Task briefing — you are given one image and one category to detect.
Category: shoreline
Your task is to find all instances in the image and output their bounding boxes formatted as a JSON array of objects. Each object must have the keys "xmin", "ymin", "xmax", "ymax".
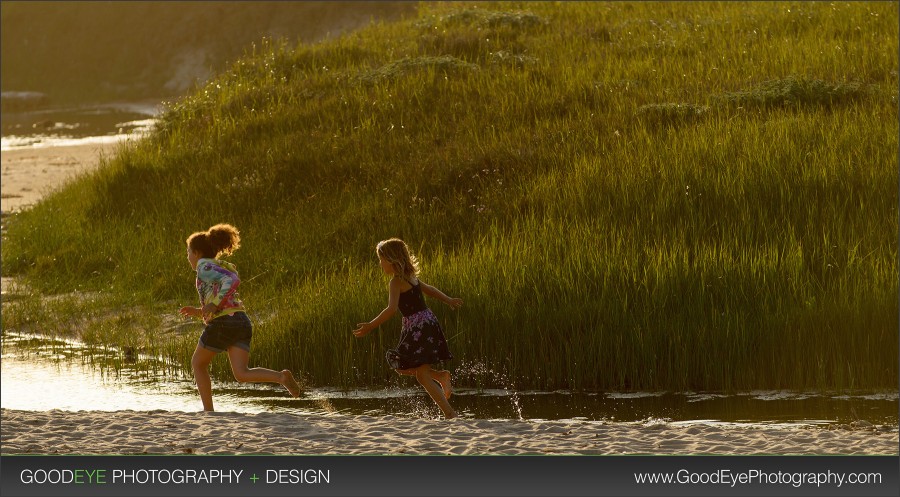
[
  {"xmin": 2, "ymin": 408, "xmax": 897, "ymax": 455},
  {"xmin": 1, "ymin": 141, "xmax": 120, "ymax": 214}
]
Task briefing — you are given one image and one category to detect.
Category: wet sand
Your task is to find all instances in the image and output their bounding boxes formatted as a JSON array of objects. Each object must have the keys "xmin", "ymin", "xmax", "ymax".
[{"xmin": 1, "ymin": 408, "xmax": 896, "ymax": 455}]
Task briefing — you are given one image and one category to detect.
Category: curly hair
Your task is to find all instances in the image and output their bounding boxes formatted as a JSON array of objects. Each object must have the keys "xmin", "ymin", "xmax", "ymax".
[
  {"xmin": 376, "ymin": 238, "xmax": 419, "ymax": 280},
  {"xmin": 186, "ymin": 223, "xmax": 241, "ymax": 259}
]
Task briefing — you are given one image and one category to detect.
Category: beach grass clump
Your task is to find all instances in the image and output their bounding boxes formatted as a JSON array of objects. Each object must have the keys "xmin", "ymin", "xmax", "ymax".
[
  {"xmin": 416, "ymin": 7, "xmax": 546, "ymax": 61},
  {"xmin": 1, "ymin": 1, "xmax": 897, "ymax": 393},
  {"xmin": 717, "ymin": 76, "xmax": 874, "ymax": 109},
  {"xmin": 448, "ymin": 9, "xmax": 546, "ymax": 30},
  {"xmin": 636, "ymin": 103, "xmax": 710, "ymax": 128},
  {"xmin": 488, "ymin": 50, "xmax": 538, "ymax": 68},
  {"xmin": 355, "ymin": 55, "xmax": 479, "ymax": 85},
  {"xmin": 417, "ymin": 7, "xmax": 547, "ymax": 31}
]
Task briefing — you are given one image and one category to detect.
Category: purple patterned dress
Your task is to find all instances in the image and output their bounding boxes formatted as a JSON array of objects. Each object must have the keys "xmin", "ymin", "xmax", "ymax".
[{"xmin": 385, "ymin": 279, "xmax": 453, "ymax": 370}]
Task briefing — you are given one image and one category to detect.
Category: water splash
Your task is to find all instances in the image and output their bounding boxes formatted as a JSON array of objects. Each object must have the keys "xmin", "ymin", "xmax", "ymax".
[
  {"xmin": 387, "ymin": 392, "xmax": 434, "ymax": 419},
  {"xmin": 294, "ymin": 372, "xmax": 336, "ymax": 413},
  {"xmin": 453, "ymin": 360, "xmax": 524, "ymax": 420}
]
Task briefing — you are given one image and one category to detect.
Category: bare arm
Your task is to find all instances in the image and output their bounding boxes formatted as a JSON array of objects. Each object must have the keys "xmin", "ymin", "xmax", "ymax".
[
  {"xmin": 179, "ymin": 306, "xmax": 202, "ymax": 319},
  {"xmin": 353, "ymin": 278, "xmax": 403, "ymax": 337},
  {"xmin": 179, "ymin": 305, "xmax": 218, "ymax": 323},
  {"xmin": 420, "ymin": 280, "xmax": 463, "ymax": 310}
]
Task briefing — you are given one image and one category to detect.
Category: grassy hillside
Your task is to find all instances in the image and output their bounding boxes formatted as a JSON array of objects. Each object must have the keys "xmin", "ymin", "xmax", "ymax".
[{"xmin": 2, "ymin": 1, "xmax": 897, "ymax": 392}]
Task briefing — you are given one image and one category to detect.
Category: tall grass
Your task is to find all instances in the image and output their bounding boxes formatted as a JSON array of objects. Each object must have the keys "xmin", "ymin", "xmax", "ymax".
[{"xmin": 2, "ymin": 1, "xmax": 897, "ymax": 392}]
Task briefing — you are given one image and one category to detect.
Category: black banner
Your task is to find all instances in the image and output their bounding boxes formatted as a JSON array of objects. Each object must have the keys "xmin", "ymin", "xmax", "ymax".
[{"xmin": 1, "ymin": 455, "xmax": 898, "ymax": 497}]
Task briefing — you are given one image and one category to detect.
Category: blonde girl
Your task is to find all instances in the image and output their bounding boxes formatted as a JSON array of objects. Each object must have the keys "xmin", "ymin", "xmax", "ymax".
[
  {"xmin": 179, "ymin": 223, "xmax": 301, "ymax": 411},
  {"xmin": 353, "ymin": 238, "xmax": 462, "ymax": 419}
]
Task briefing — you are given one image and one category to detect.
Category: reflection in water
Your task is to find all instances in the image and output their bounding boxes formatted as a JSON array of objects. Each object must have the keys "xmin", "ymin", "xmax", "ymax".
[
  {"xmin": 0, "ymin": 101, "xmax": 159, "ymax": 150},
  {"xmin": 1, "ymin": 331, "xmax": 897, "ymax": 427}
]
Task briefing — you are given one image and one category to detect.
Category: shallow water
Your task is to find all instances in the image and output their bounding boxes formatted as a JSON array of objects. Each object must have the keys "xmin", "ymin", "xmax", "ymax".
[
  {"xmin": 2, "ymin": 331, "xmax": 896, "ymax": 427},
  {"xmin": 0, "ymin": 101, "xmax": 159, "ymax": 150}
]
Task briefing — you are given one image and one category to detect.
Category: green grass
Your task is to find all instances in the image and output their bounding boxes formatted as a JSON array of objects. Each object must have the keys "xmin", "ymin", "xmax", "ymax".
[{"xmin": 2, "ymin": 1, "xmax": 897, "ymax": 392}]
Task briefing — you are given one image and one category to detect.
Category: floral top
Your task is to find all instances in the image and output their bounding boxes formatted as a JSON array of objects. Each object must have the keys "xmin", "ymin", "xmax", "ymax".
[{"xmin": 195, "ymin": 258, "xmax": 245, "ymax": 320}]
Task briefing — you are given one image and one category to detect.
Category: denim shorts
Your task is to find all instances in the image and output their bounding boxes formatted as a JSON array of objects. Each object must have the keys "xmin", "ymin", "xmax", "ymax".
[{"xmin": 199, "ymin": 312, "xmax": 252, "ymax": 353}]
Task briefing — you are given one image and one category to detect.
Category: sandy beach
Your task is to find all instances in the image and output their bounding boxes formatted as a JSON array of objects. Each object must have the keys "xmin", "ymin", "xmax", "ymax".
[
  {"xmin": 1, "ymin": 408, "xmax": 896, "ymax": 455},
  {"xmin": 1, "ymin": 142, "xmax": 120, "ymax": 213}
]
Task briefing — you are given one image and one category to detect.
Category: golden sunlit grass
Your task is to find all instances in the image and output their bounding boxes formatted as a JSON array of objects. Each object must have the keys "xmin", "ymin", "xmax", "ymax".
[{"xmin": 2, "ymin": 1, "xmax": 897, "ymax": 391}]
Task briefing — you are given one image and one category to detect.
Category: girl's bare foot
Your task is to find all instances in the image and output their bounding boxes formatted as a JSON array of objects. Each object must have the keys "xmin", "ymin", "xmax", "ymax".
[
  {"xmin": 282, "ymin": 370, "xmax": 301, "ymax": 398},
  {"xmin": 432, "ymin": 370, "xmax": 452, "ymax": 399}
]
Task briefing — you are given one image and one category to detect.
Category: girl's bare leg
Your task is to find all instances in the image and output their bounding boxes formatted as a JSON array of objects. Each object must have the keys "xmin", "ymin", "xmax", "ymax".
[
  {"xmin": 397, "ymin": 367, "xmax": 451, "ymax": 399},
  {"xmin": 430, "ymin": 368, "xmax": 452, "ymax": 399},
  {"xmin": 413, "ymin": 365, "xmax": 456, "ymax": 419},
  {"xmin": 227, "ymin": 346, "xmax": 301, "ymax": 397},
  {"xmin": 191, "ymin": 344, "xmax": 217, "ymax": 411}
]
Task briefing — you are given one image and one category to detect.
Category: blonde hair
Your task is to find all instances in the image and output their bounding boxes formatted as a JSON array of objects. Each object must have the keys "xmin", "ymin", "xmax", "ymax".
[
  {"xmin": 186, "ymin": 223, "xmax": 241, "ymax": 259},
  {"xmin": 376, "ymin": 238, "xmax": 419, "ymax": 280}
]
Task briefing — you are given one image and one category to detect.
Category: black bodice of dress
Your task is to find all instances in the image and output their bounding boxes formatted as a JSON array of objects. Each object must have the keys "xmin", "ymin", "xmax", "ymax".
[{"xmin": 397, "ymin": 280, "xmax": 428, "ymax": 316}]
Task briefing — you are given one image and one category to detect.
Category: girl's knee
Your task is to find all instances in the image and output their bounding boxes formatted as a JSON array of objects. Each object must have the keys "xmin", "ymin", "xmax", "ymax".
[
  {"xmin": 231, "ymin": 368, "xmax": 250, "ymax": 382},
  {"xmin": 413, "ymin": 367, "xmax": 431, "ymax": 382},
  {"xmin": 191, "ymin": 354, "xmax": 209, "ymax": 372}
]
